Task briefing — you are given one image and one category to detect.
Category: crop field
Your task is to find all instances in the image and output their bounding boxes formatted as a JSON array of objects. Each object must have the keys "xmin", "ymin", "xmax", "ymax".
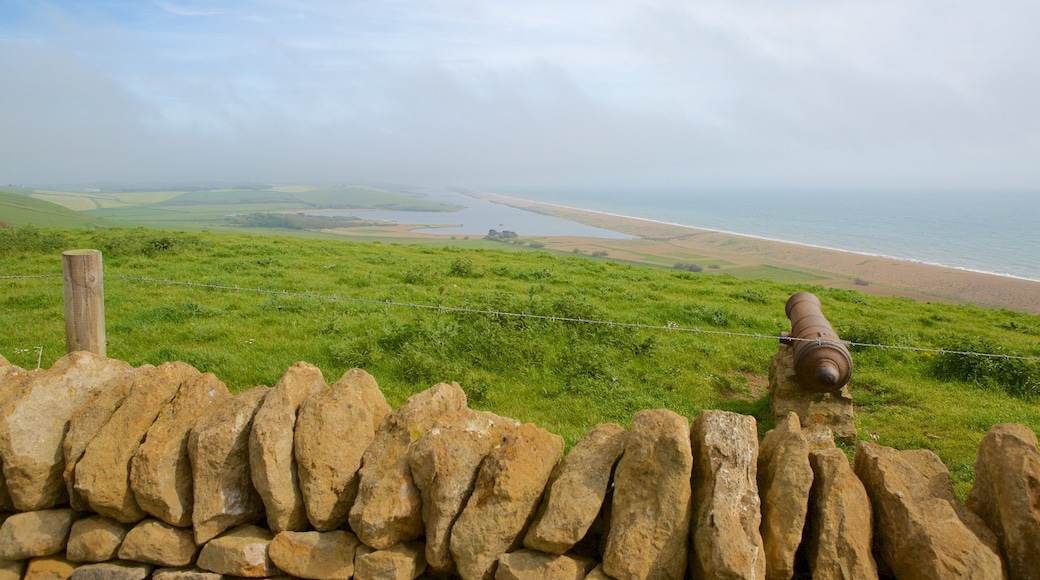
[{"xmin": 2, "ymin": 226, "xmax": 1038, "ymax": 498}]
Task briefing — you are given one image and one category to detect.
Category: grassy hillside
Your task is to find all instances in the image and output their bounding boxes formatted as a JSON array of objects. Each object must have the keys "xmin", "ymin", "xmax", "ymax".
[
  {"xmin": 7, "ymin": 185, "xmax": 461, "ymax": 231},
  {"xmin": 2, "ymin": 226, "xmax": 1038, "ymax": 497},
  {"xmin": 0, "ymin": 190, "xmax": 111, "ymax": 228}
]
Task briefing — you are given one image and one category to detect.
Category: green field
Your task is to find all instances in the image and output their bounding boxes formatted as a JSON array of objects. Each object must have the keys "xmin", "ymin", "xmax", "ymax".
[
  {"xmin": 0, "ymin": 185, "xmax": 461, "ymax": 231},
  {"xmin": 2, "ymin": 225, "xmax": 1038, "ymax": 498}
]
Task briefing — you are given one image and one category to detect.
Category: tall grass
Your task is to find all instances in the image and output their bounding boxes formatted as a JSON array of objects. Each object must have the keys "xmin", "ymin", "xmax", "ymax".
[{"xmin": 2, "ymin": 226, "xmax": 1038, "ymax": 497}]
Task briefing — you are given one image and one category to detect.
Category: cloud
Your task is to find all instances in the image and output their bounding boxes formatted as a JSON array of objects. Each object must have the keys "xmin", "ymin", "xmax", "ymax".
[
  {"xmin": 1, "ymin": 0, "xmax": 1038, "ymax": 189},
  {"xmin": 152, "ymin": 1, "xmax": 221, "ymax": 17}
]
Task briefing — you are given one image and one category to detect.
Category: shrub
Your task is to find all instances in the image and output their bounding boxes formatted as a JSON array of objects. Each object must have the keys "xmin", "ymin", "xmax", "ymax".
[
  {"xmin": 932, "ymin": 336, "xmax": 1040, "ymax": 399},
  {"xmin": 673, "ymin": 262, "xmax": 703, "ymax": 272},
  {"xmin": 403, "ymin": 265, "xmax": 436, "ymax": 285},
  {"xmin": 678, "ymin": 304, "xmax": 731, "ymax": 327},
  {"xmin": 90, "ymin": 228, "xmax": 206, "ymax": 257},
  {"xmin": 733, "ymin": 288, "xmax": 769, "ymax": 304},
  {"xmin": 449, "ymin": 257, "xmax": 476, "ymax": 277},
  {"xmin": 0, "ymin": 225, "xmax": 68, "ymax": 255}
]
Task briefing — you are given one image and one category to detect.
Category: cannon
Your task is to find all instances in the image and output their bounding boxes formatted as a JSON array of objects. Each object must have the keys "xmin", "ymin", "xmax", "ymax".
[{"xmin": 781, "ymin": 292, "xmax": 852, "ymax": 393}]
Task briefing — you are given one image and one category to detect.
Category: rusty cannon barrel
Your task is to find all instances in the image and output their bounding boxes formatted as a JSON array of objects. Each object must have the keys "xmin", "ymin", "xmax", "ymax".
[{"xmin": 781, "ymin": 292, "xmax": 853, "ymax": 393}]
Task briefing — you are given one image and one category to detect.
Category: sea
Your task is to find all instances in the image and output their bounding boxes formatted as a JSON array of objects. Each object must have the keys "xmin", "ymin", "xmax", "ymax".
[{"xmin": 315, "ymin": 188, "xmax": 1040, "ymax": 283}]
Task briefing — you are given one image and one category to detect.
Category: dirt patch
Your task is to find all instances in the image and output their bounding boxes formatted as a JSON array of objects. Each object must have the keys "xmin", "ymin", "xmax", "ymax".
[{"xmin": 718, "ymin": 372, "xmax": 769, "ymax": 402}]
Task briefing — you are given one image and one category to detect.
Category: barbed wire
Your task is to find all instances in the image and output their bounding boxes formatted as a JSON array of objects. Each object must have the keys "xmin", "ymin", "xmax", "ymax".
[
  {"xmin": 4, "ymin": 271, "xmax": 1036, "ymax": 362},
  {"xmin": 0, "ymin": 274, "xmax": 61, "ymax": 279},
  {"xmin": 101, "ymin": 274, "xmax": 1040, "ymax": 363}
]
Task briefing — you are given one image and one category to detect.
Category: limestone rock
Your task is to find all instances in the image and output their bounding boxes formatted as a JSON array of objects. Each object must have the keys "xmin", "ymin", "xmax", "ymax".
[
  {"xmin": 0, "ymin": 508, "xmax": 77, "ymax": 560},
  {"xmin": 410, "ymin": 409, "xmax": 520, "ymax": 573},
  {"xmin": 496, "ymin": 549, "xmax": 595, "ymax": 580},
  {"xmin": 188, "ymin": 386, "xmax": 270, "ymax": 544},
  {"xmin": 131, "ymin": 372, "xmax": 232, "ymax": 527},
  {"xmin": 603, "ymin": 409, "xmax": 692, "ymax": 580},
  {"xmin": 249, "ymin": 362, "xmax": 328, "ymax": 532},
  {"xmin": 583, "ymin": 564, "xmax": 612, "ymax": 580},
  {"xmin": 769, "ymin": 345, "xmax": 855, "ymax": 445},
  {"xmin": 63, "ymin": 369, "xmax": 138, "ymax": 511},
  {"xmin": 117, "ymin": 519, "xmax": 198, "ymax": 568},
  {"xmin": 23, "ymin": 555, "xmax": 78, "ymax": 579},
  {"xmin": 0, "ymin": 358, "xmax": 31, "ymax": 513},
  {"xmin": 150, "ymin": 567, "xmax": 223, "ymax": 580},
  {"xmin": 757, "ymin": 412, "xmax": 813, "ymax": 580},
  {"xmin": 853, "ymin": 441, "xmax": 1004, "ymax": 580},
  {"xmin": 196, "ymin": 524, "xmax": 278, "ymax": 578},
  {"xmin": 966, "ymin": 423, "xmax": 1040, "ymax": 580},
  {"xmin": 0, "ymin": 353, "xmax": 14, "ymax": 373},
  {"xmin": 295, "ymin": 373, "xmax": 384, "ymax": 531},
  {"xmin": 75, "ymin": 362, "xmax": 200, "ymax": 523},
  {"xmin": 354, "ymin": 542, "xmax": 427, "ymax": 580},
  {"xmin": 451, "ymin": 422, "xmax": 565, "ymax": 580},
  {"xmin": 350, "ymin": 381, "xmax": 468, "ymax": 549},
  {"xmin": 355, "ymin": 543, "xmax": 375, "ymax": 563},
  {"xmin": 0, "ymin": 558, "xmax": 26, "ymax": 580},
  {"xmin": 333, "ymin": 367, "xmax": 392, "ymax": 431},
  {"xmin": 807, "ymin": 448, "xmax": 878, "ymax": 580},
  {"xmin": 805, "ymin": 425, "xmax": 838, "ymax": 451},
  {"xmin": 268, "ymin": 530, "xmax": 360, "ymax": 580},
  {"xmin": 0, "ymin": 352, "xmax": 132, "ymax": 510},
  {"xmin": 688, "ymin": 410, "xmax": 765, "ymax": 580},
  {"xmin": 66, "ymin": 516, "xmax": 132, "ymax": 563},
  {"xmin": 69, "ymin": 561, "xmax": 152, "ymax": 580},
  {"xmin": 524, "ymin": 423, "xmax": 627, "ymax": 556}
]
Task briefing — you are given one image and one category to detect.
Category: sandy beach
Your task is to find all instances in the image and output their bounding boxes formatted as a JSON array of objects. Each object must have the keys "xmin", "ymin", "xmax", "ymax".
[{"xmin": 324, "ymin": 190, "xmax": 1040, "ymax": 313}]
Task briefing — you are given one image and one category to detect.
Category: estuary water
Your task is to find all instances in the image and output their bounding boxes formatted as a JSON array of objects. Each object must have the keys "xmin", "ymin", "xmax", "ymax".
[{"xmin": 309, "ymin": 189, "xmax": 634, "ymax": 239}]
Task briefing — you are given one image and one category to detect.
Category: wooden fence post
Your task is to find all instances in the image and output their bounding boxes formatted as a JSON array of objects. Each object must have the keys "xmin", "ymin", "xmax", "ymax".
[{"xmin": 62, "ymin": 249, "xmax": 106, "ymax": 356}]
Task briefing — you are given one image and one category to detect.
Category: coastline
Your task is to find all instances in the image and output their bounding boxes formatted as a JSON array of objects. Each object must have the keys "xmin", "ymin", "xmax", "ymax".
[{"xmin": 459, "ymin": 189, "xmax": 1040, "ymax": 313}]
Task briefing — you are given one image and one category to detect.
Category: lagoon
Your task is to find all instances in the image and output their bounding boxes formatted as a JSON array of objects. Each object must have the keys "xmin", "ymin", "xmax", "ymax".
[{"xmin": 308, "ymin": 188, "xmax": 633, "ymax": 239}]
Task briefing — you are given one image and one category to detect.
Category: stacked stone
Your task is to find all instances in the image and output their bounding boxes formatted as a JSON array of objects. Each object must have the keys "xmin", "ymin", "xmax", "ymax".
[{"xmin": 0, "ymin": 351, "xmax": 1038, "ymax": 580}]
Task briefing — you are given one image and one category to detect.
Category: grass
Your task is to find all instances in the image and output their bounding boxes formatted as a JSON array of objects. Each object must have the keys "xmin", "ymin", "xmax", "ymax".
[
  {"xmin": 726, "ymin": 265, "xmax": 827, "ymax": 284},
  {"xmin": 1, "ymin": 226, "xmax": 1039, "ymax": 498},
  {"xmin": 0, "ymin": 191, "xmax": 114, "ymax": 229}
]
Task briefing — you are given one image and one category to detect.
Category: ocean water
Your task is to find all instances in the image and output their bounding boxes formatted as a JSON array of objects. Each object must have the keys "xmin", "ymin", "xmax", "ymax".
[{"xmin": 499, "ymin": 189, "xmax": 1040, "ymax": 283}]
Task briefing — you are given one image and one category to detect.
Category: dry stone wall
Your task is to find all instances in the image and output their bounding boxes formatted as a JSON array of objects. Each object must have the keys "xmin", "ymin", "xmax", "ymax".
[{"xmin": 0, "ymin": 351, "xmax": 1038, "ymax": 580}]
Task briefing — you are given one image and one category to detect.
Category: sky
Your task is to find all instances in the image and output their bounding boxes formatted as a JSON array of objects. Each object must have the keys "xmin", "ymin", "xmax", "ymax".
[{"xmin": 1, "ymin": 0, "xmax": 1038, "ymax": 191}]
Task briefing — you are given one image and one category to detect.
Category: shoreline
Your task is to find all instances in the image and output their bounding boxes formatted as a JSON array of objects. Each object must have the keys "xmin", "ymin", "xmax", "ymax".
[
  {"xmin": 458, "ymin": 189, "xmax": 1040, "ymax": 313},
  {"xmin": 489, "ymin": 197, "xmax": 1039, "ymax": 284}
]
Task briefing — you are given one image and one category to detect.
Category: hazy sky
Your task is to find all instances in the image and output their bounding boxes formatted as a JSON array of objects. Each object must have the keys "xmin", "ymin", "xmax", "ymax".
[{"xmin": 2, "ymin": 0, "xmax": 1038, "ymax": 190}]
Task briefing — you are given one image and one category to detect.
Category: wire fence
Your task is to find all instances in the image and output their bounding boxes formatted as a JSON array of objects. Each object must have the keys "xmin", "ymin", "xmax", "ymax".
[
  {"xmin": 3, "ymin": 270, "xmax": 1039, "ymax": 362},
  {"xmin": 0, "ymin": 274, "xmax": 62, "ymax": 279}
]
